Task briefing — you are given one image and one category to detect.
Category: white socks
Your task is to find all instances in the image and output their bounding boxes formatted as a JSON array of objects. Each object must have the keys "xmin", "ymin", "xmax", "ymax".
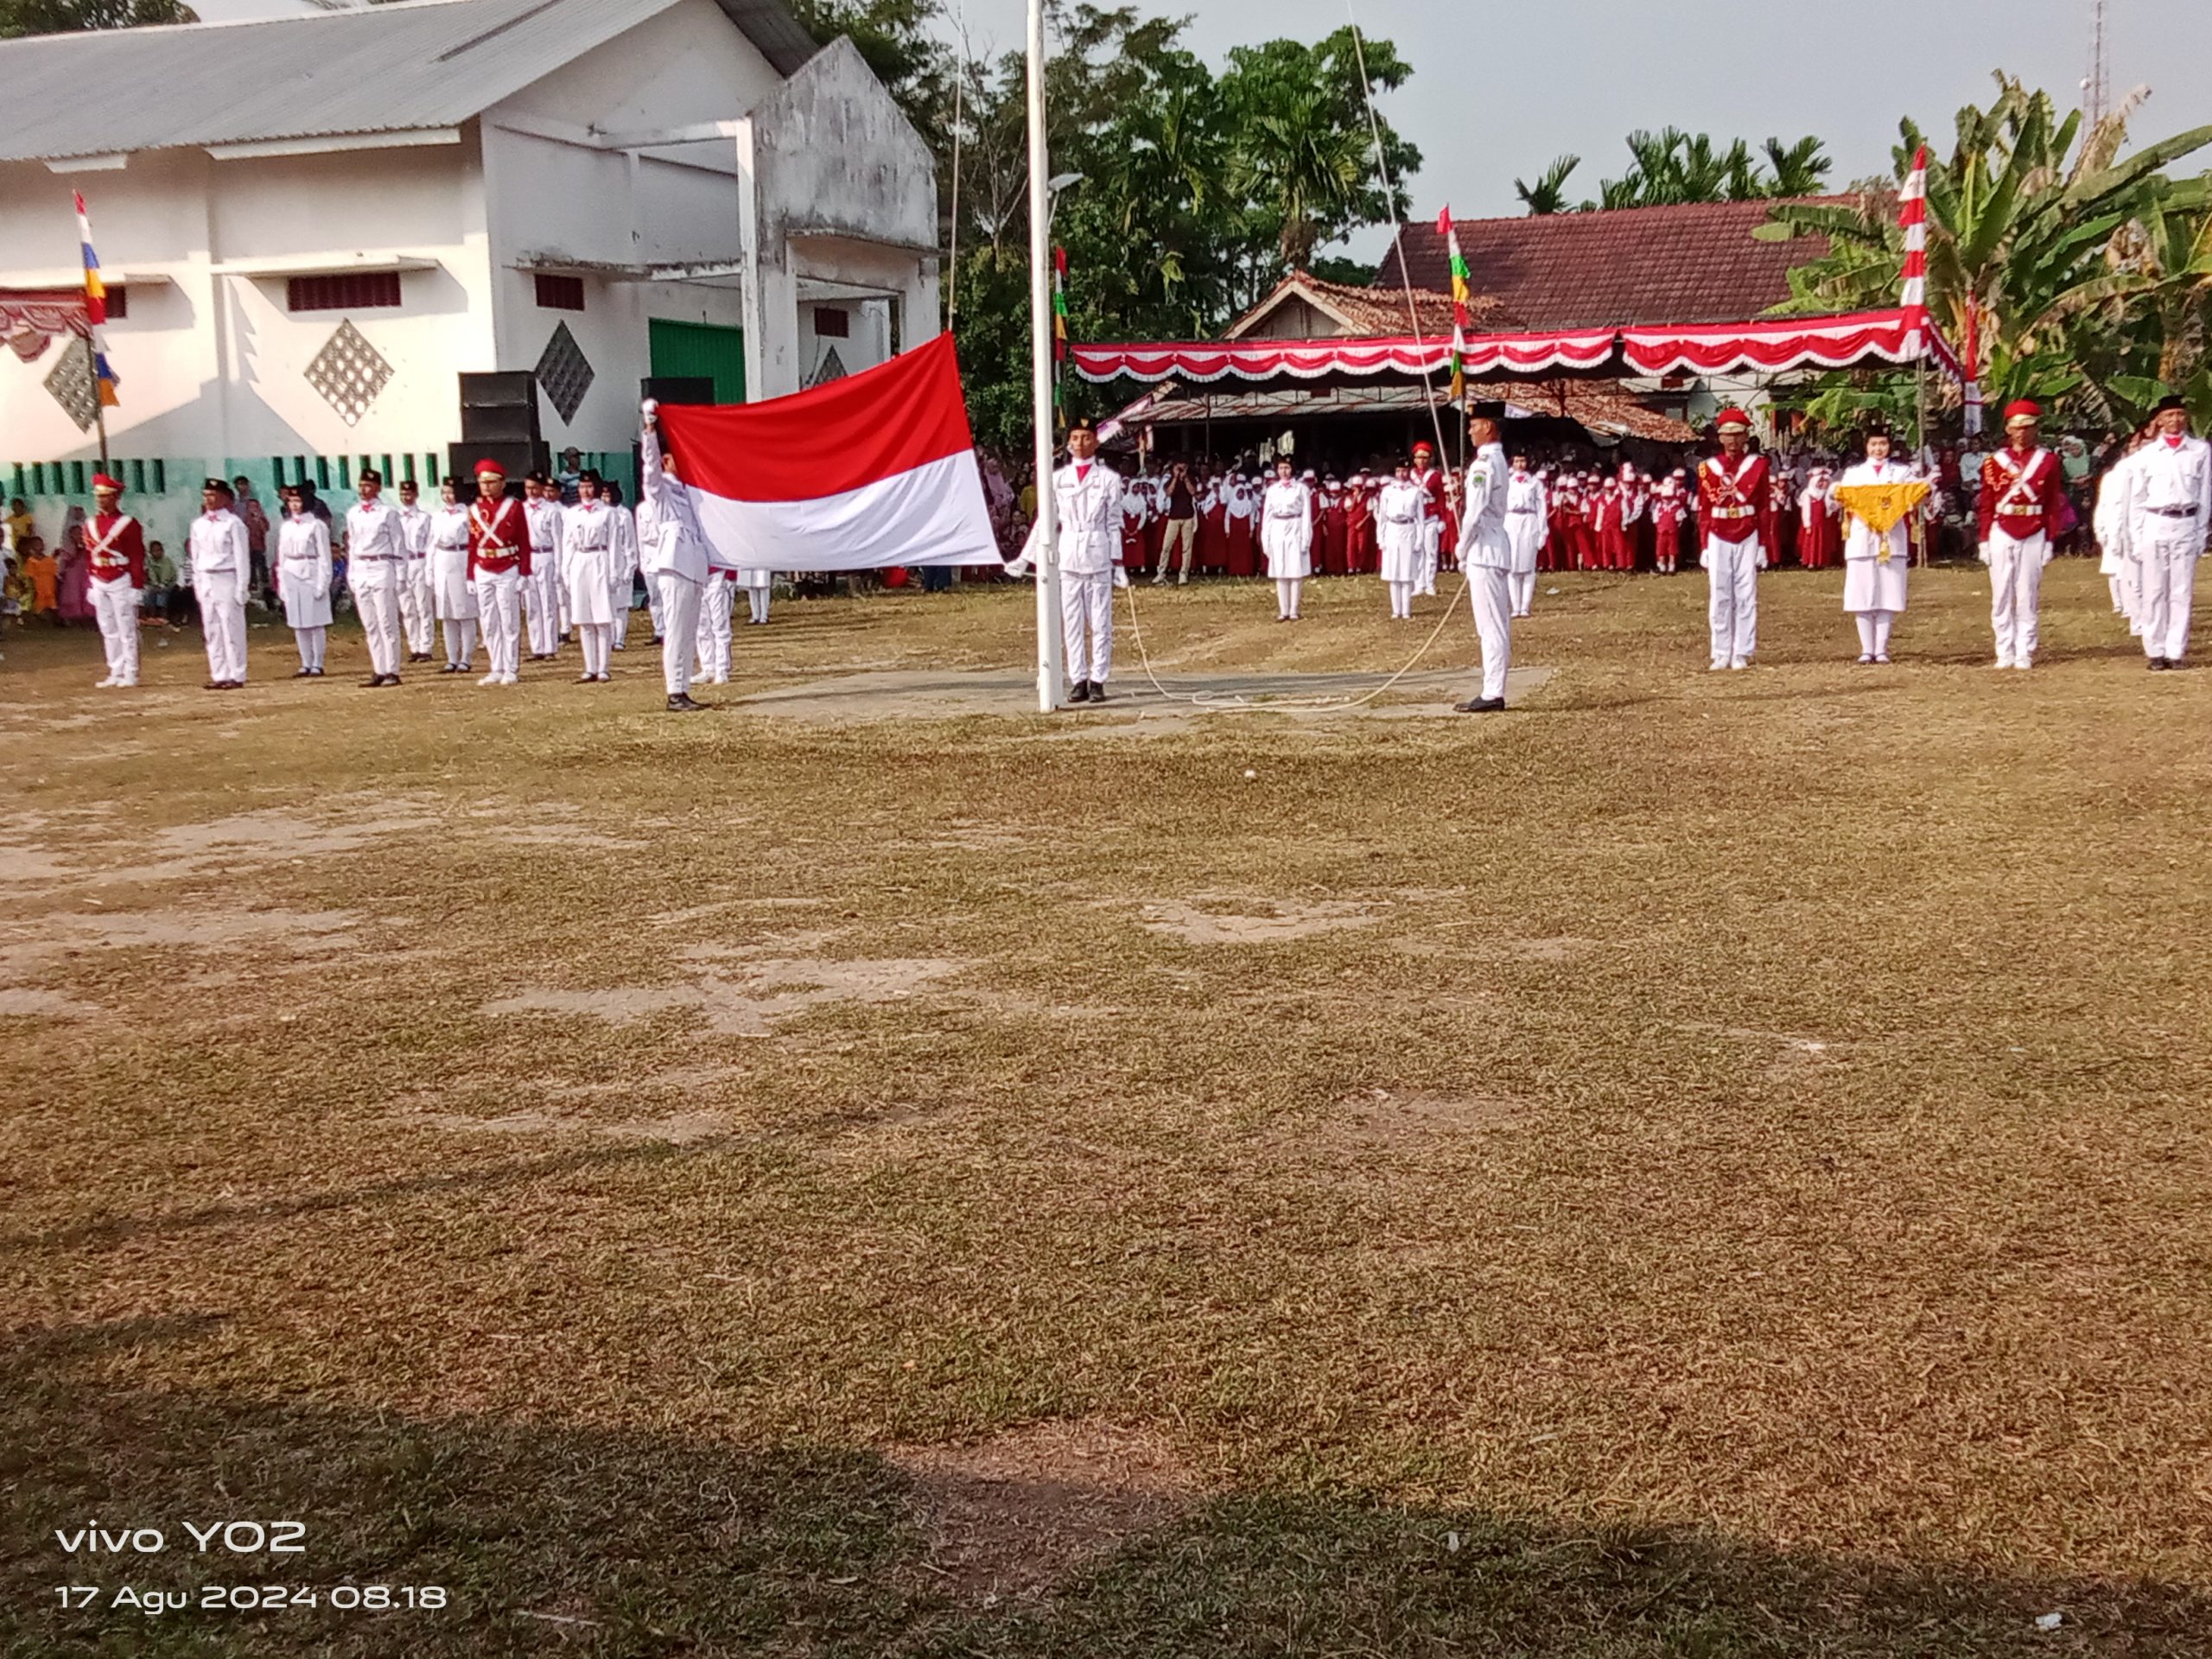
[{"xmin": 1276, "ymin": 577, "xmax": 1301, "ymax": 619}]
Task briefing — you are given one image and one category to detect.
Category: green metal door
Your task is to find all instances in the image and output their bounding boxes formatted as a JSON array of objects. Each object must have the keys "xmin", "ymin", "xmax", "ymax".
[{"xmin": 648, "ymin": 318, "xmax": 747, "ymax": 404}]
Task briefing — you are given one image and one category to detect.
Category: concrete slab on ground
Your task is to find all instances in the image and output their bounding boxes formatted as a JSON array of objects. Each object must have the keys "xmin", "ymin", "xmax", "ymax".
[{"xmin": 724, "ymin": 666, "xmax": 1555, "ymax": 724}]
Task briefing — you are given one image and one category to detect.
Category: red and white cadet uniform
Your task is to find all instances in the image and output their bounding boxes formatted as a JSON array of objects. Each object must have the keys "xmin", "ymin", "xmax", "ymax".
[
  {"xmin": 521, "ymin": 492, "xmax": 563, "ymax": 658},
  {"xmin": 1976, "ymin": 401, "xmax": 2069, "ymax": 669},
  {"xmin": 275, "ymin": 505, "xmax": 333, "ymax": 672},
  {"xmin": 1696, "ymin": 411, "xmax": 1774, "ymax": 670},
  {"xmin": 345, "ymin": 493, "xmax": 408, "ymax": 679},
  {"xmin": 558, "ymin": 495, "xmax": 620, "ymax": 680},
  {"xmin": 189, "ymin": 488, "xmax": 252, "ymax": 686},
  {"xmin": 85, "ymin": 478, "xmax": 145, "ymax": 688},
  {"xmin": 1649, "ymin": 471, "xmax": 1688, "ymax": 572},
  {"xmin": 2120, "ymin": 416, "xmax": 2212, "ymax": 664},
  {"xmin": 396, "ymin": 496, "xmax": 435, "ymax": 659},
  {"xmin": 1837, "ymin": 449, "xmax": 1913, "ymax": 661},
  {"xmin": 1798, "ymin": 467, "xmax": 1840, "ymax": 570},
  {"xmin": 1410, "ymin": 445, "xmax": 1447, "ymax": 594},
  {"xmin": 1503, "ymin": 463, "xmax": 1548, "ymax": 616},
  {"xmin": 427, "ymin": 496, "xmax": 477, "ymax": 671},
  {"xmin": 467, "ymin": 468, "xmax": 531, "ymax": 685}
]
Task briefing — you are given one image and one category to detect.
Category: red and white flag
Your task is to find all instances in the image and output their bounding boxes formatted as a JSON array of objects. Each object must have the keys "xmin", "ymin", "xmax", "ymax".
[{"xmin": 653, "ymin": 333, "xmax": 998, "ymax": 570}]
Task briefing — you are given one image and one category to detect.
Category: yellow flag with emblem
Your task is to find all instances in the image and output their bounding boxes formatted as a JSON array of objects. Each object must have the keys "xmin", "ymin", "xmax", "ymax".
[{"xmin": 1833, "ymin": 480, "xmax": 1930, "ymax": 537}]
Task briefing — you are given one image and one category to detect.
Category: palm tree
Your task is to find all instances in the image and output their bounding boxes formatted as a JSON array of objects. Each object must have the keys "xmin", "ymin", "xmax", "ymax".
[
  {"xmin": 1762, "ymin": 136, "xmax": 1833, "ymax": 198},
  {"xmin": 1515, "ymin": 155, "xmax": 1580, "ymax": 216}
]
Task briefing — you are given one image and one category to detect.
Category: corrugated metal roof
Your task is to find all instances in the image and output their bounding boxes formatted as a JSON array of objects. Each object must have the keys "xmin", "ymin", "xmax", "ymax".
[{"xmin": 0, "ymin": 0, "xmax": 820, "ymax": 163}]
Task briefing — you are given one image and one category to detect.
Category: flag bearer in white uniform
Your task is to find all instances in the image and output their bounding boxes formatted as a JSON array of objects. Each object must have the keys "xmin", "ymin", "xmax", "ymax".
[
  {"xmin": 1976, "ymin": 400, "xmax": 2068, "ymax": 671},
  {"xmin": 1695, "ymin": 408, "xmax": 1772, "ymax": 671},
  {"xmin": 188, "ymin": 478, "xmax": 251, "ymax": 690},
  {"xmin": 521, "ymin": 476, "xmax": 563, "ymax": 660},
  {"xmin": 395, "ymin": 478, "xmax": 435, "ymax": 663},
  {"xmin": 274, "ymin": 484, "xmax": 334, "ymax": 677},
  {"xmin": 1259, "ymin": 459, "xmax": 1313, "ymax": 621},
  {"xmin": 1376, "ymin": 461, "xmax": 1425, "ymax": 620},
  {"xmin": 2123, "ymin": 395, "xmax": 2212, "ymax": 670},
  {"xmin": 426, "ymin": 477, "xmax": 477, "ymax": 673},
  {"xmin": 559, "ymin": 470, "xmax": 621, "ymax": 683},
  {"xmin": 1018, "ymin": 420, "xmax": 1120, "ymax": 704},
  {"xmin": 85, "ymin": 473, "xmax": 145, "ymax": 689},
  {"xmin": 1453, "ymin": 409, "xmax": 1513, "ymax": 713},
  {"xmin": 344, "ymin": 470, "xmax": 408, "ymax": 686},
  {"xmin": 1836, "ymin": 424, "xmax": 1911, "ymax": 664},
  {"xmin": 606, "ymin": 482, "xmax": 638, "ymax": 648},
  {"xmin": 638, "ymin": 401, "xmax": 711, "ymax": 711},
  {"xmin": 466, "ymin": 461, "xmax": 530, "ymax": 686},
  {"xmin": 1503, "ymin": 450, "xmax": 1548, "ymax": 617}
]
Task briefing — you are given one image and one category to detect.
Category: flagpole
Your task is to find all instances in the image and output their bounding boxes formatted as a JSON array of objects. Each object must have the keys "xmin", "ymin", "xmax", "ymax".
[{"xmin": 1026, "ymin": 0, "xmax": 1063, "ymax": 712}]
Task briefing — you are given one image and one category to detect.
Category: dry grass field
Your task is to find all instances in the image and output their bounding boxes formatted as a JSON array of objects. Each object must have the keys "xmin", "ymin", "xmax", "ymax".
[{"xmin": 4, "ymin": 560, "xmax": 2211, "ymax": 1657}]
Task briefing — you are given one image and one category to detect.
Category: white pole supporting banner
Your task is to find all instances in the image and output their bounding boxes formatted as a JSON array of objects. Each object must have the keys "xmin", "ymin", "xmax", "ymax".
[{"xmin": 1025, "ymin": 0, "xmax": 1062, "ymax": 710}]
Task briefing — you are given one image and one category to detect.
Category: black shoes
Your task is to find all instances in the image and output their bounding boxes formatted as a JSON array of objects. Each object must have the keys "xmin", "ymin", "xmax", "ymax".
[
  {"xmin": 1088, "ymin": 681, "xmax": 1108, "ymax": 702},
  {"xmin": 2149, "ymin": 657, "xmax": 2171, "ymax": 671},
  {"xmin": 439, "ymin": 663, "xmax": 463, "ymax": 674},
  {"xmin": 364, "ymin": 673, "xmax": 399, "ymax": 688},
  {"xmin": 667, "ymin": 693, "xmax": 704, "ymax": 712},
  {"xmin": 1454, "ymin": 696, "xmax": 1507, "ymax": 714},
  {"xmin": 1068, "ymin": 682, "xmax": 1092, "ymax": 703},
  {"xmin": 408, "ymin": 652, "xmax": 433, "ymax": 664}
]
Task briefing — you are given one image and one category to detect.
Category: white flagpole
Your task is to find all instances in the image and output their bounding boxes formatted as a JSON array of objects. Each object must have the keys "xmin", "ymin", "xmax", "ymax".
[{"xmin": 1026, "ymin": 0, "xmax": 1062, "ymax": 710}]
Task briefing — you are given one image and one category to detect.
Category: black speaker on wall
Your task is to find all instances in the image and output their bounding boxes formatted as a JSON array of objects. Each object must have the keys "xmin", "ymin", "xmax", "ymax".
[
  {"xmin": 459, "ymin": 372, "xmax": 542, "ymax": 443},
  {"xmin": 640, "ymin": 376, "xmax": 715, "ymax": 408},
  {"xmin": 447, "ymin": 440, "xmax": 546, "ymax": 498}
]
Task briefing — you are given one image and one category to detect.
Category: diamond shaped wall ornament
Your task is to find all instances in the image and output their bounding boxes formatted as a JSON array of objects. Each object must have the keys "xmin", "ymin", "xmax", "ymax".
[
  {"xmin": 44, "ymin": 336, "xmax": 99, "ymax": 432},
  {"xmin": 535, "ymin": 321, "xmax": 594, "ymax": 423},
  {"xmin": 807, "ymin": 345, "xmax": 848, "ymax": 389},
  {"xmin": 304, "ymin": 320, "xmax": 392, "ymax": 429}
]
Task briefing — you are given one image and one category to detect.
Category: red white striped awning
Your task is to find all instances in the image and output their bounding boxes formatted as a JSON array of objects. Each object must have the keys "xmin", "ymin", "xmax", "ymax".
[
  {"xmin": 1074, "ymin": 308, "xmax": 1963, "ymax": 388},
  {"xmin": 1071, "ymin": 327, "xmax": 1618, "ymax": 385}
]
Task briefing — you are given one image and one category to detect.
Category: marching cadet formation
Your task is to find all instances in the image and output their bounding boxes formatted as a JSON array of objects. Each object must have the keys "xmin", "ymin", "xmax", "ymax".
[{"xmin": 51, "ymin": 397, "xmax": 2212, "ymax": 714}]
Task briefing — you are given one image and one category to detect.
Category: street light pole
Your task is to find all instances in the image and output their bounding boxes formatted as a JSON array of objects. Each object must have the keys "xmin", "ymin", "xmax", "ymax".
[{"xmin": 1026, "ymin": 0, "xmax": 1062, "ymax": 711}]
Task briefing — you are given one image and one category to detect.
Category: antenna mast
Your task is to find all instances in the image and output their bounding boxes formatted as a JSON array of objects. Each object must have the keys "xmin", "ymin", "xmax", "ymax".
[{"xmin": 2084, "ymin": 0, "xmax": 2110, "ymax": 128}]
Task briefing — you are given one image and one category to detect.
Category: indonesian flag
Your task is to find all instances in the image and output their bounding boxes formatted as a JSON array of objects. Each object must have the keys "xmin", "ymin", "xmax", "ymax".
[
  {"xmin": 652, "ymin": 332, "xmax": 999, "ymax": 570},
  {"xmin": 1438, "ymin": 207, "xmax": 1471, "ymax": 403}
]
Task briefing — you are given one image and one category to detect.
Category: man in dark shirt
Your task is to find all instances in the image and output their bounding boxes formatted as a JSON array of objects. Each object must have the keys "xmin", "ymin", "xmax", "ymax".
[{"xmin": 1153, "ymin": 461, "xmax": 1197, "ymax": 585}]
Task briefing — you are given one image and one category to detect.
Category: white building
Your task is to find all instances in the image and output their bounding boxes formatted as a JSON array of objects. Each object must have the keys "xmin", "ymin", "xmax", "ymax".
[{"xmin": 0, "ymin": 0, "xmax": 938, "ymax": 469}]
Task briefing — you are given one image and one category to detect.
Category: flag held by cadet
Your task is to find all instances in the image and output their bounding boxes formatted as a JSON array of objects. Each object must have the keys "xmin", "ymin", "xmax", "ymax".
[
  {"xmin": 75, "ymin": 191, "xmax": 119, "ymax": 407},
  {"xmin": 651, "ymin": 334, "xmax": 1000, "ymax": 572}
]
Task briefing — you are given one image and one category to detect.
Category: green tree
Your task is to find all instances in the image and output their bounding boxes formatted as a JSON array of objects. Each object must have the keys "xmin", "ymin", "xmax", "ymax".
[
  {"xmin": 785, "ymin": 0, "xmax": 950, "ymax": 150},
  {"xmin": 0, "ymin": 0, "xmax": 193, "ymax": 35},
  {"xmin": 1765, "ymin": 76, "xmax": 2212, "ymax": 429},
  {"xmin": 1588, "ymin": 128, "xmax": 1829, "ymax": 208},
  {"xmin": 1514, "ymin": 155, "xmax": 1580, "ymax": 216}
]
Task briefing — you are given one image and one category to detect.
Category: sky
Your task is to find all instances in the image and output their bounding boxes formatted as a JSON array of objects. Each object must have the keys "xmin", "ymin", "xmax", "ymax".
[{"xmin": 945, "ymin": 0, "xmax": 2212, "ymax": 253}]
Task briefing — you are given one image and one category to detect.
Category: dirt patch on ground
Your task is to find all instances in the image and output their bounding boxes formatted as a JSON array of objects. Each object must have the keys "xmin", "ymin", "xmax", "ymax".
[
  {"xmin": 0, "ymin": 906, "xmax": 360, "ymax": 986},
  {"xmin": 484, "ymin": 957, "xmax": 967, "ymax": 1038},
  {"xmin": 1274, "ymin": 1090, "xmax": 1532, "ymax": 1153},
  {"xmin": 0, "ymin": 986, "xmax": 101, "ymax": 1019},
  {"xmin": 890, "ymin": 1420, "xmax": 1201, "ymax": 1602},
  {"xmin": 1131, "ymin": 893, "xmax": 1383, "ymax": 946}
]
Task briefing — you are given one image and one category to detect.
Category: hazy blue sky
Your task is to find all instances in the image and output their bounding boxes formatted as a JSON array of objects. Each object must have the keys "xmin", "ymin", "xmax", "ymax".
[{"xmin": 948, "ymin": 0, "xmax": 2212, "ymax": 250}]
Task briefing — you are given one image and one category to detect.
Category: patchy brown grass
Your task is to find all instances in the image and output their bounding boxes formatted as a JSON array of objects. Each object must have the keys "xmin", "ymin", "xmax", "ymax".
[{"xmin": 4, "ymin": 563, "xmax": 2212, "ymax": 1656}]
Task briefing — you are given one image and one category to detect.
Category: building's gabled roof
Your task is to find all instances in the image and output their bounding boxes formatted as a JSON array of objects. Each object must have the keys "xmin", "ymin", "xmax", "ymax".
[
  {"xmin": 0, "ymin": 0, "xmax": 820, "ymax": 164},
  {"xmin": 1225, "ymin": 270, "xmax": 1514, "ymax": 341},
  {"xmin": 1375, "ymin": 200, "xmax": 1840, "ymax": 329}
]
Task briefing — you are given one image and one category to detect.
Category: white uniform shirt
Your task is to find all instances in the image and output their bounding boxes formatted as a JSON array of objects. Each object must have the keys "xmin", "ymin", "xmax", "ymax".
[
  {"xmin": 188, "ymin": 508, "xmax": 250, "ymax": 582},
  {"xmin": 1836, "ymin": 457, "xmax": 1915, "ymax": 563},
  {"xmin": 523, "ymin": 497, "xmax": 563, "ymax": 557},
  {"xmin": 345, "ymin": 499, "xmax": 406, "ymax": 564},
  {"xmin": 1020, "ymin": 460, "xmax": 1122, "ymax": 577},
  {"xmin": 2123, "ymin": 433, "xmax": 2212, "ymax": 553},
  {"xmin": 428, "ymin": 504, "xmax": 471, "ymax": 555},
  {"xmin": 1457, "ymin": 443, "xmax": 1510, "ymax": 569},
  {"xmin": 275, "ymin": 513, "xmax": 332, "ymax": 593},
  {"xmin": 396, "ymin": 504, "xmax": 432, "ymax": 560},
  {"xmin": 637, "ymin": 423, "xmax": 711, "ymax": 585},
  {"xmin": 1504, "ymin": 471, "xmax": 1549, "ymax": 572}
]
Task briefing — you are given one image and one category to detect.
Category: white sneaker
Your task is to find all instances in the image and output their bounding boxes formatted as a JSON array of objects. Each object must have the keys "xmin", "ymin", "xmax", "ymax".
[
  {"xmin": 1708, "ymin": 658, "xmax": 1728, "ymax": 672},
  {"xmin": 2012, "ymin": 659, "xmax": 2032, "ymax": 671},
  {"xmin": 501, "ymin": 672, "xmax": 519, "ymax": 685},
  {"xmin": 95, "ymin": 676, "xmax": 117, "ymax": 688},
  {"xmin": 1993, "ymin": 658, "xmax": 2013, "ymax": 671},
  {"xmin": 1729, "ymin": 659, "xmax": 1748, "ymax": 671},
  {"xmin": 479, "ymin": 672, "xmax": 501, "ymax": 686}
]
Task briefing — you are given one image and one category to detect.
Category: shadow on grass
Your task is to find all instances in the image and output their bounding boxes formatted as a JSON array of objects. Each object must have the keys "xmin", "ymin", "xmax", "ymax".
[{"xmin": 5, "ymin": 1317, "xmax": 2206, "ymax": 1657}]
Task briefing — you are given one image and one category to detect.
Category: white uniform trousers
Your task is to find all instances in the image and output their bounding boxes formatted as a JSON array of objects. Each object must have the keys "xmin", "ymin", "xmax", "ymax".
[
  {"xmin": 476, "ymin": 568, "xmax": 523, "ymax": 681},
  {"xmin": 1417, "ymin": 521, "xmax": 1440, "ymax": 595},
  {"xmin": 91, "ymin": 575, "xmax": 140, "ymax": 685},
  {"xmin": 198, "ymin": 569, "xmax": 248, "ymax": 683},
  {"xmin": 1986, "ymin": 530, "xmax": 2048, "ymax": 667},
  {"xmin": 656, "ymin": 572, "xmax": 703, "ymax": 696},
  {"xmin": 646, "ymin": 577, "xmax": 667, "ymax": 639},
  {"xmin": 522, "ymin": 556, "xmax": 561, "ymax": 656},
  {"xmin": 608, "ymin": 575, "xmax": 632, "ymax": 648},
  {"xmin": 2133, "ymin": 526, "xmax": 2202, "ymax": 662},
  {"xmin": 696, "ymin": 575, "xmax": 734, "ymax": 683},
  {"xmin": 353, "ymin": 559, "xmax": 404, "ymax": 677},
  {"xmin": 747, "ymin": 585, "xmax": 771, "ymax": 626},
  {"xmin": 1702, "ymin": 537, "xmax": 1760, "ymax": 666},
  {"xmin": 442, "ymin": 619, "xmax": 476, "ymax": 670},
  {"xmin": 1510, "ymin": 571, "xmax": 1537, "ymax": 617},
  {"xmin": 1062, "ymin": 568, "xmax": 1114, "ymax": 684},
  {"xmin": 294, "ymin": 626, "xmax": 327, "ymax": 672},
  {"xmin": 1470, "ymin": 564, "xmax": 1511, "ymax": 701},
  {"xmin": 399, "ymin": 559, "xmax": 435, "ymax": 657}
]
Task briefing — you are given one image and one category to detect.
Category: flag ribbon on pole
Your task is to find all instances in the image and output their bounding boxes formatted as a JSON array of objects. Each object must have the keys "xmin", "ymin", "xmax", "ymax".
[
  {"xmin": 1051, "ymin": 244, "xmax": 1069, "ymax": 417},
  {"xmin": 1438, "ymin": 207, "xmax": 1471, "ymax": 403},
  {"xmin": 74, "ymin": 190, "xmax": 119, "ymax": 408}
]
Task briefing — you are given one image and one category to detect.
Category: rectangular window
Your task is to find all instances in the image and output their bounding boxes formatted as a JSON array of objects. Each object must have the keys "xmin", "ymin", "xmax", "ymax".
[
  {"xmin": 104, "ymin": 286, "xmax": 127, "ymax": 320},
  {"xmin": 813, "ymin": 307, "xmax": 849, "ymax": 339},
  {"xmin": 287, "ymin": 271, "xmax": 402, "ymax": 313},
  {"xmin": 535, "ymin": 273, "xmax": 585, "ymax": 312}
]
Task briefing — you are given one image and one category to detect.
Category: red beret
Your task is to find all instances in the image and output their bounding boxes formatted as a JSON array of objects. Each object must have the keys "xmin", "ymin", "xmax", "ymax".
[
  {"xmin": 91, "ymin": 473, "xmax": 124, "ymax": 491},
  {"xmin": 1412, "ymin": 441, "xmax": 1433, "ymax": 455},
  {"xmin": 1715, "ymin": 408, "xmax": 1752, "ymax": 431},
  {"xmin": 473, "ymin": 458, "xmax": 507, "ymax": 478},
  {"xmin": 2003, "ymin": 399, "xmax": 2042, "ymax": 426}
]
